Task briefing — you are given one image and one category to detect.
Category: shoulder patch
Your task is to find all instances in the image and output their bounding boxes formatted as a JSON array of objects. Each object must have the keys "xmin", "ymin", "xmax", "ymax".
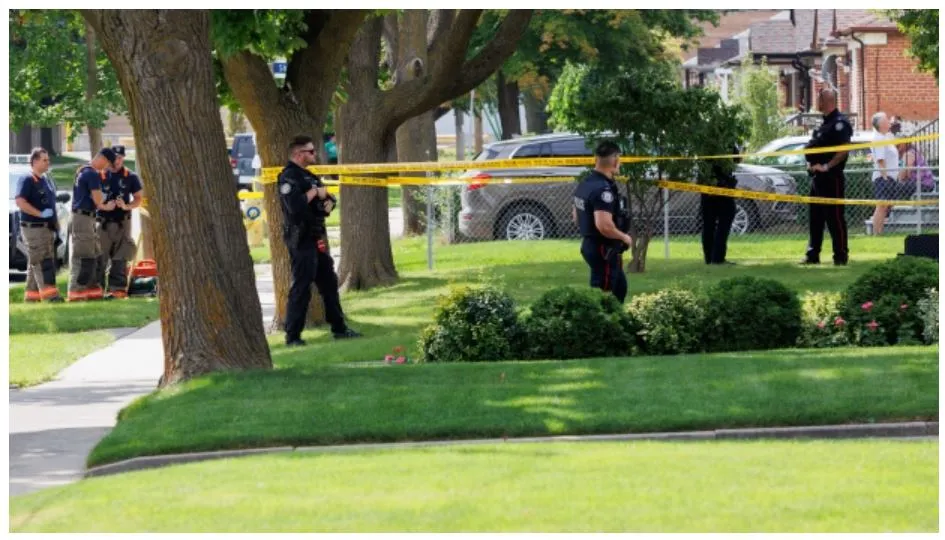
[
  {"xmin": 835, "ymin": 122, "xmax": 844, "ymax": 131},
  {"xmin": 601, "ymin": 190, "xmax": 614, "ymax": 204},
  {"xmin": 279, "ymin": 182, "xmax": 292, "ymax": 195}
]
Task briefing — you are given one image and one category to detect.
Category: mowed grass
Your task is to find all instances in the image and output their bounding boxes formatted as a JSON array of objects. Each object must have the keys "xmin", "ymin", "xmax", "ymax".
[
  {"xmin": 87, "ymin": 346, "xmax": 937, "ymax": 467},
  {"xmin": 9, "ymin": 331, "xmax": 116, "ymax": 387},
  {"xmin": 14, "ymin": 441, "xmax": 939, "ymax": 532}
]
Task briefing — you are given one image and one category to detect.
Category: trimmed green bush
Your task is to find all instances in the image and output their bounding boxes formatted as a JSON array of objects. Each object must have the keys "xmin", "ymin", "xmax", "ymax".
[
  {"xmin": 418, "ymin": 286, "xmax": 523, "ymax": 362},
  {"xmin": 520, "ymin": 286, "xmax": 637, "ymax": 360},
  {"xmin": 841, "ymin": 256, "xmax": 939, "ymax": 345},
  {"xmin": 628, "ymin": 288, "xmax": 706, "ymax": 355},
  {"xmin": 705, "ymin": 276, "xmax": 801, "ymax": 352},
  {"xmin": 797, "ymin": 291, "xmax": 850, "ymax": 348}
]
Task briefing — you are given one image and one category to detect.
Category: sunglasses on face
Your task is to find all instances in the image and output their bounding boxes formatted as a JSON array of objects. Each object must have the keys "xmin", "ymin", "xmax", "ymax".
[{"xmin": 300, "ymin": 148, "xmax": 316, "ymax": 155}]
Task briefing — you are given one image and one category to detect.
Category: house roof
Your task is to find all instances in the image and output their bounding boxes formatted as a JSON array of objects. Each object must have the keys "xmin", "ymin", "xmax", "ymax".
[
  {"xmin": 680, "ymin": 10, "xmax": 780, "ymax": 62},
  {"xmin": 833, "ymin": 10, "xmax": 897, "ymax": 34},
  {"xmin": 749, "ymin": 20, "xmax": 798, "ymax": 54}
]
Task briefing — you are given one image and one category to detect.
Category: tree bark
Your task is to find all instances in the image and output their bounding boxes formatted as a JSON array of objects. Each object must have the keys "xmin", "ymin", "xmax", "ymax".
[
  {"xmin": 83, "ymin": 9, "xmax": 271, "ymax": 385},
  {"xmin": 84, "ymin": 19, "xmax": 102, "ymax": 157},
  {"xmin": 455, "ymin": 109, "xmax": 465, "ymax": 160},
  {"xmin": 522, "ymin": 90, "xmax": 548, "ymax": 134},
  {"xmin": 496, "ymin": 69, "xmax": 521, "ymax": 140}
]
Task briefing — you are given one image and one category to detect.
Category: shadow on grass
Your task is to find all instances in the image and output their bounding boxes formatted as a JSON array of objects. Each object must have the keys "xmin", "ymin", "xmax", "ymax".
[{"xmin": 87, "ymin": 346, "xmax": 939, "ymax": 467}]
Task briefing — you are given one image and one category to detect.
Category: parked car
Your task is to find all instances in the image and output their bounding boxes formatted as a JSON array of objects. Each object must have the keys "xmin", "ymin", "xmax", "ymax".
[
  {"xmin": 457, "ymin": 133, "xmax": 799, "ymax": 241},
  {"xmin": 8, "ymin": 155, "xmax": 72, "ymax": 271},
  {"xmin": 231, "ymin": 132, "xmax": 258, "ymax": 191},
  {"xmin": 750, "ymin": 132, "xmax": 874, "ymax": 167}
]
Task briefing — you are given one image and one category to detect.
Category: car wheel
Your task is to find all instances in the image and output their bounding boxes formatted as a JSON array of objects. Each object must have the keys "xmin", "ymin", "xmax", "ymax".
[
  {"xmin": 731, "ymin": 202, "xmax": 759, "ymax": 235},
  {"xmin": 497, "ymin": 204, "xmax": 553, "ymax": 241}
]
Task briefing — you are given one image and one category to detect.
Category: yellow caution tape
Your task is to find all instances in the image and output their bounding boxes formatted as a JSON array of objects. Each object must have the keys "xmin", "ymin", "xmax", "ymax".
[
  {"xmin": 255, "ymin": 133, "xmax": 938, "ymax": 176},
  {"xmin": 656, "ymin": 180, "xmax": 939, "ymax": 206}
]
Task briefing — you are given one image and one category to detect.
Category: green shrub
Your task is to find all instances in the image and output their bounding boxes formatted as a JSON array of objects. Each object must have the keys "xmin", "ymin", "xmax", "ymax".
[
  {"xmin": 918, "ymin": 288, "xmax": 938, "ymax": 345},
  {"xmin": 628, "ymin": 288, "xmax": 706, "ymax": 355},
  {"xmin": 704, "ymin": 276, "xmax": 801, "ymax": 352},
  {"xmin": 418, "ymin": 286, "xmax": 523, "ymax": 363},
  {"xmin": 520, "ymin": 286, "xmax": 637, "ymax": 360},
  {"xmin": 797, "ymin": 291, "xmax": 851, "ymax": 348},
  {"xmin": 840, "ymin": 256, "xmax": 939, "ymax": 345}
]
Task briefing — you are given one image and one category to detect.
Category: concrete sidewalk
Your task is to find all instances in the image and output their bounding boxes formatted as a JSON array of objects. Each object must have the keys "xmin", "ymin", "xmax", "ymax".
[{"xmin": 8, "ymin": 323, "xmax": 164, "ymax": 496}]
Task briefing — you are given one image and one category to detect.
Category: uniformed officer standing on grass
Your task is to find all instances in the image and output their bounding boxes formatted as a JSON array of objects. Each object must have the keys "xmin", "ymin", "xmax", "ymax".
[
  {"xmin": 572, "ymin": 141, "xmax": 632, "ymax": 303},
  {"xmin": 96, "ymin": 145, "xmax": 143, "ymax": 299},
  {"xmin": 68, "ymin": 147, "xmax": 118, "ymax": 302},
  {"xmin": 700, "ymin": 146, "xmax": 742, "ymax": 265},
  {"xmin": 802, "ymin": 88, "xmax": 853, "ymax": 266},
  {"xmin": 14, "ymin": 147, "xmax": 64, "ymax": 303},
  {"xmin": 278, "ymin": 135, "xmax": 361, "ymax": 346}
]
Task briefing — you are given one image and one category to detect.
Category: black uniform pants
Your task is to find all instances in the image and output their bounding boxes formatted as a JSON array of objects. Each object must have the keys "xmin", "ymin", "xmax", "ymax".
[
  {"xmin": 580, "ymin": 237, "xmax": 627, "ymax": 304},
  {"xmin": 806, "ymin": 173, "xmax": 849, "ymax": 264},
  {"xmin": 701, "ymin": 194, "xmax": 736, "ymax": 264},
  {"xmin": 285, "ymin": 238, "xmax": 347, "ymax": 341}
]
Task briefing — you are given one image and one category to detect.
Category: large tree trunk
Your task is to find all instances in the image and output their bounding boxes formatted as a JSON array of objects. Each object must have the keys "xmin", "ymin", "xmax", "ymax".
[
  {"xmin": 496, "ymin": 69, "xmax": 521, "ymax": 140},
  {"xmin": 84, "ymin": 9, "xmax": 271, "ymax": 386},
  {"xmin": 523, "ymin": 90, "xmax": 548, "ymax": 134},
  {"xmin": 628, "ymin": 234, "xmax": 650, "ymax": 274},
  {"xmin": 83, "ymin": 19, "xmax": 102, "ymax": 157},
  {"xmin": 392, "ymin": 11, "xmax": 435, "ymax": 238}
]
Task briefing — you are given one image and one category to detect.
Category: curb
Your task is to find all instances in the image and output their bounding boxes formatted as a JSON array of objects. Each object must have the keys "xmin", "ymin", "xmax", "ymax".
[{"xmin": 84, "ymin": 421, "xmax": 937, "ymax": 480}]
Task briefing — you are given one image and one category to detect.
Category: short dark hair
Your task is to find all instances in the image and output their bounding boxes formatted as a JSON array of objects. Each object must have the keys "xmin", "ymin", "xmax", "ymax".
[
  {"xmin": 29, "ymin": 147, "xmax": 48, "ymax": 165},
  {"xmin": 594, "ymin": 140, "xmax": 620, "ymax": 158},
  {"xmin": 289, "ymin": 135, "xmax": 314, "ymax": 154},
  {"xmin": 97, "ymin": 147, "xmax": 117, "ymax": 164}
]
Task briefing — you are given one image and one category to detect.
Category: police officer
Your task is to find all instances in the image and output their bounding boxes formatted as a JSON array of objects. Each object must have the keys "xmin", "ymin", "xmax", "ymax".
[
  {"xmin": 278, "ymin": 134, "xmax": 360, "ymax": 346},
  {"xmin": 802, "ymin": 88, "xmax": 852, "ymax": 265},
  {"xmin": 701, "ymin": 147, "xmax": 742, "ymax": 265},
  {"xmin": 572, "ymin": 140, "xmax": 632, "ymax": 303},
  {"xmin": 14, "ymin": 147, "xmax": 64, "ymax": 303},
  {"xmin": 96, "ymin": 145, "xmax": 143, "ymax": 299},
  {"xmin": 68, "ymin": 147, "xmax": 119, "ymax": 301}
]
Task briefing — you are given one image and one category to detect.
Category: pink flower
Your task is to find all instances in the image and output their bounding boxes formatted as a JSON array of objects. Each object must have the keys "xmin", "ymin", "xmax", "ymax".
[
  {"xmin": 817, "ymin": 321, "xmax": 826, "ymax": 329},
  {"xmin": 861, "ymin": 301, "xmax": 874, "ymax": 311},
  {"xmin": 867, "ymin": 320, "xmax": 879, "ymax": 332},
  {"xmin": 384, "ymin": 355, "xmax": 393, "ymax": 364},
  {"xmin": 834, "ymin": 317, "xmax": 846, "ymax": 327},
  {"xmin": 395, "ymin": 356, "xmax": 406, "ymax": 364},
  {"xmin": 900, "ymin": 303, "xmax": 908, "ymax": 311}
]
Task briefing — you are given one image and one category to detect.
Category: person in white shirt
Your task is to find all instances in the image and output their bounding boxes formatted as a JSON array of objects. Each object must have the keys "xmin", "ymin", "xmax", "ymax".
[{"xmin": 869, "ymin": 112, "xmax": 900, "ymax": 235}]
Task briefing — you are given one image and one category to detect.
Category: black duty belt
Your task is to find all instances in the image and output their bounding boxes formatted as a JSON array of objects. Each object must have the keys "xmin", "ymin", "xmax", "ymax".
[
  {"xmin": 19, "ymin": 221, "xmax": 49, "ymax": 229},
  {"xmin": 96, "ymin": 215, "xmax": 131, "ymax": 224},
  {"xmin": 75, "ymin": 209, "xmax": 96, "ymax": 218}
]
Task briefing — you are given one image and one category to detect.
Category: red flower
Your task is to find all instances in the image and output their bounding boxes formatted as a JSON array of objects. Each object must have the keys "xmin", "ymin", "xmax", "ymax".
[
  {"xmin": 834, "ymin": 316, "xmax": 846, "ymax": 327},
  {"xmin": 867, "ymin": 320, "xmax": 879, "ymax": 332},
  {"xmin": 817, "ymin": 321, "xmax": 826, "ymax": 329},
  {"xmin": 900, "ymin": 303, "xmax": 908, "ymax": 311},
  {"xmin": 861, "ymin": 301, "xmax": 874, "ymax": 311},
  {"xmin": 395, "ymin": 356, "xmax": 406, "ymax": 364}
]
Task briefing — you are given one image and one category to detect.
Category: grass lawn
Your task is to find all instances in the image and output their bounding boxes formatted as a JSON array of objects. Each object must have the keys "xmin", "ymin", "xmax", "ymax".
[
  {"xmin": 9, "ymin": 331, "xmax": 116, "ymax": 387},
  {"xmin": 87, "ymin": 346, "xmax": 937, "ymax": 466},
  {"xmin": 49, "ymin": 159, "xmax": 136, "ymax": 187},
  {"xmin": 13, "ymin": 440, "xmax": 939, "ymax": 532},
  {"xmin": 8, "ymin": 271, "xmax": 159, "ymax": 386}
]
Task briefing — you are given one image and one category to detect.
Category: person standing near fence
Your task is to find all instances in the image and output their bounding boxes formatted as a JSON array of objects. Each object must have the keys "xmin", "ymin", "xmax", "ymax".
[
  {"xmin": 96, "ymin": 145, "xmax": 143, "ymax": 299},
  {"xmin": 14, "ymin": 147, "xmax": 64, "ymax": 303},
  {"xmin": 572, "ymin": 140, "xmax": 632, "ymax": 303},
  {"xmin": 68, "ymin": 148, "xmax": 118, "ymax": 302},
  {"xmin": 868, "ymin": 112, "xmax": 901, "ymax": 236},
  {"xmin": 278, "ymin": 134, "xmax": 360, "ymax": 346},
  {"xmin": 801, "ymin": 89, "xmax": 852, "ymax": 266},
  {"xmin": 700, "ymin": 146, "xmax": 742, "ymax": 265}
]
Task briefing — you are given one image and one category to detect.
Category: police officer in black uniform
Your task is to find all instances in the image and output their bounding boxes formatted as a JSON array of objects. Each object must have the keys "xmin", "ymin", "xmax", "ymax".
[
  {"xmin": 802, "ymin": 88, "xmax": 852, "ymax": 265},
  {"xmin": 572, "ymin": 141, "xmax": 632, "ymax": 303},
  {"xmin": 700, "ymin": 146, "xmax": 742, "ymax": 265},
  {"xmin": 278, "ymin": 134, "xmax": 360, "ymax": 346}
]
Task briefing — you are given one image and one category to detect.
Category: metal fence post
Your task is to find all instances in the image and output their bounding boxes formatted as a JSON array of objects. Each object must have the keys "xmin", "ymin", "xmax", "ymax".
[
  {"xmin": 916, "ymin": 169, "xmax": 922, "ymax": 235},
  {"xmin": 663, "ymin": 187, "xmax": 670, "ymax": 259}
]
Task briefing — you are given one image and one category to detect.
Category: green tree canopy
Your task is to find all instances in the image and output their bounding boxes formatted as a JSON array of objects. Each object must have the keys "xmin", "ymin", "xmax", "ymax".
[{"xmin": 884, "ymin": 9, "xmax": 938, "ymax": 79}]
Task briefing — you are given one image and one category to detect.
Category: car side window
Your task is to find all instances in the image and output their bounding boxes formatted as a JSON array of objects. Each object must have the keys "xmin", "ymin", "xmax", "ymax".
[
  {"xmin": 513, "ymin": 144, "xmax": 544, "ymax": 159},
  {"xmin": 550, "ymin": 139, "xmax": 594, "ymax": 156},
  {"xmin": 776, "ymin": 143, "xmax": 807, "ymax": 166}
]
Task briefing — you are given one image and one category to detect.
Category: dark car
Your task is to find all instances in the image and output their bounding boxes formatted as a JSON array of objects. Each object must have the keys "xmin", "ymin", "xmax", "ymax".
[{"xmin": 231, "ymin": 132, "xmax": 257, "ymax": 191}]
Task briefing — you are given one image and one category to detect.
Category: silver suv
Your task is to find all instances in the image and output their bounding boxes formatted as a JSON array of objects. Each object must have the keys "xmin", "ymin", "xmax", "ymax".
[{"xmin": 458, "ymin": 133, "xmax": 798, "ymax": 241}]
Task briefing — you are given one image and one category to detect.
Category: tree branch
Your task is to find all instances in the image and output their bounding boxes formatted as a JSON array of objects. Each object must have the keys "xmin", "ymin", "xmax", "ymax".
[
  {"xmin": 427, "ymin": 9, "xmax": 456, "ymax": 51},
  {"xmin": 346, "ymin": 16, "xmax": 384, "ymax": 99},
  {"xmin": 285, "ymin": 10, "xmax": 329, "ymax": 92},
  {"xmin": 427, "ymin": 10, "xmax": 482, "ymax": 84},
  {"xmin": 221, "ymin": 50, "xmax": 285, "ymax": 120}
]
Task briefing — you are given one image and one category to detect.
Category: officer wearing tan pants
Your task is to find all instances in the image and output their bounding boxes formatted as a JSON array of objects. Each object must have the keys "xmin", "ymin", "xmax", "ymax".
[
  {"xmin": 96, "ymin": 145, "xmax": 143, "ymax": 298},
  {"xmin": 14, "ymin": 147, "xmax": 64, "ymax": 303},
  {"xmin": 68, "ymin": 148, "xmax": 119, "ymax": 302}
]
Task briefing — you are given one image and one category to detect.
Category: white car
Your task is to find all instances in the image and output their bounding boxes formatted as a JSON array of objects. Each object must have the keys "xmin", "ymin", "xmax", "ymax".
[
  {"xmin": 8, "ymin": 156, "xmax": 72, "ymax": 271},
  {"xmin": 751, "ymin": 132, "xmax": 875, "ymax": 167}
]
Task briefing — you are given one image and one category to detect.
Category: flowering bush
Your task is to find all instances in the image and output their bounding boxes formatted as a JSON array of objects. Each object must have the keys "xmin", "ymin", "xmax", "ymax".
[
  {"xmin": 841, "ymin": 255, "xmax": 938, "ymax": 345},
  {"xmin": 628, "ymin": 288, "xmax": 706, "ymax": 355},
  {"xmin": 918, "ymin": 288, "xmax": 939, "ymax": 345},
  {"xmin": 797, "ymin": 291, "xmax": 850, "ymax": 348},
  {"xmin": 418, "ymin": 286, "xmax": 524, "ymax": 363}
]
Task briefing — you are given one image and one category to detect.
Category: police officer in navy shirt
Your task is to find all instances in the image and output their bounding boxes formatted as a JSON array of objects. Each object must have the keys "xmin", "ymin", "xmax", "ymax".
[
  {"xmin": 572, "ymin": 141, "xmax": 632, "ymax": 303},
  {"xmin": 802, "ymin": 88, "xmax": 853, "ymax": 265},
  {"xmin": 68, "ymin": 147, "xmax": 118, "ymax": 301},
  {"xmin": 14, "ymin": 147, "xmax": 64, "ymax": 303},
  {"xmin": 96, "ymin": 145, "xmax": 144, "ymax": 298}
]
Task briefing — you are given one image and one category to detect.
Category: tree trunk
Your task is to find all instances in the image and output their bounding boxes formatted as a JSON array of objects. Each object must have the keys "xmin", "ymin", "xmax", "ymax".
[
  {"xmin": 523, "ymin": 90, "xmax": 548, "ymax": 134},
  {"xmin": 474, "ymin": 108, "xmax": 484, "ymax": 153},
  {"xmin": 628, "ymin": 234, "xmax": 650, "ymax": 273},
  {"xmin": 84, "ymin": 19, "xmax": 102, "ymax": 157},
  {"xmin": 496, "ymin": 69, "xmax": 521, "ymax": 140},
  {"xmin": 455, "ymin": 109, "xmax": 465, "ymax": 160},
  {"xmin": 83, "ymin": 9, "xmax": 271, "ymax": 386},
  {"xmin": 393, "ymin": 10, "xmax": 434, "ymax": 238}
]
